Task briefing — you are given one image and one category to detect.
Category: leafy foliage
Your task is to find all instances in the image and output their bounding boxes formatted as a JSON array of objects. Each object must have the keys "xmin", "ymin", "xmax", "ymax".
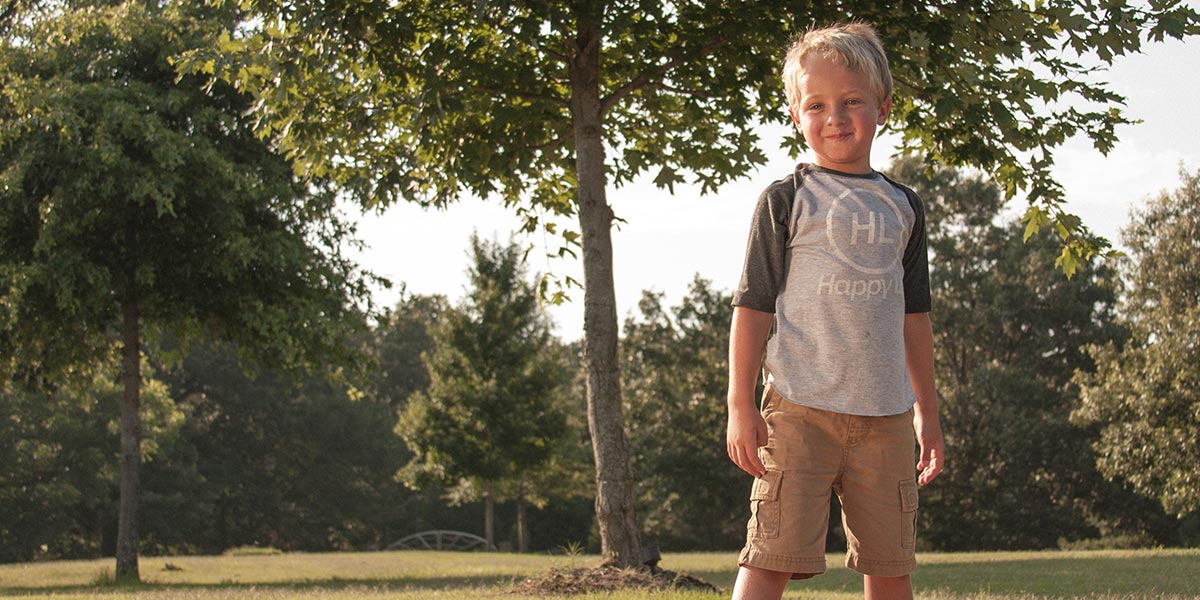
[
  {"xmin": 1075, "ymin": 168, "xmax": 1200, "ymax": 518},
  {"xmin": 186, "ymin": 1, "xmax": 1200, "ymax": 273},
  {"xmin": 368, "ymin": 291, "xmax": 451, "ymax": 411},
  {"xmin": 399, "ymin": 235, "xmax": 571, "ymax": 495},
  {"xmin": 146, "ymin": 340, "xmax": 411, "ymax": 553},
  {"xmin": 890, "ymin": 156, "xmax": 1172, "ymax": 550},
  {"xmin": 620, "ymin": 276, "xmax": 754, "ymax": 550},
  {"xmin": 0, "ymin": 0, "xmax": 379, "ymax": 380},
  {"xmin": 0, "ymin": 360, "xmax": 178, "ymax": 562}
]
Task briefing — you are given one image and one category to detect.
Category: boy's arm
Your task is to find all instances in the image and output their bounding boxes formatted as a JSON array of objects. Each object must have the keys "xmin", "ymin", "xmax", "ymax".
[
  {"xmin": 726, "ymin": 306, "xmax": 775, "ymax": 478},
  {"xmin": 904, "ymin": 312, "xmax": 944, "ymax": 486}
]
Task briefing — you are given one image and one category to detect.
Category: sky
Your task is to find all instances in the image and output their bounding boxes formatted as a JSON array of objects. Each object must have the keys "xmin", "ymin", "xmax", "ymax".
[{"xmin": 348, "ymin": 35, "xmax": 1200, "ymax": 342}]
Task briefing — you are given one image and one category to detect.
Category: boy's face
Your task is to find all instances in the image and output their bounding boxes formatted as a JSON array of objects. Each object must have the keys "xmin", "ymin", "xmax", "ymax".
[{"xmin": 790, "ymin": 55, "xmax": 891, "ymax": 174}]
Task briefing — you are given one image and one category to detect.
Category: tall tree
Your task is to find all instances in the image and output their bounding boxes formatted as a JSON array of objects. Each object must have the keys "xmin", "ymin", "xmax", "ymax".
[
  {"xmin": 398, "ymin": 234, "xmax": 569, "ymax": 551},
  {"xmin": 187, "ymin": 0, "xmax": 1199, "ymax": 565},
  {"xmin": 1075, "ymin": 168, "xmax": 1200, "ymax": 520},
  {"xmin": 0, "ymin": 1, "xmax": 378, "ymax": 579}
]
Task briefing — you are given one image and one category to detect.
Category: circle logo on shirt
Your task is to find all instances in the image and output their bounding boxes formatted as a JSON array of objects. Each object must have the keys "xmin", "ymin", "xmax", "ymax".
[{"xmin": 825, "ymin": 188, "xmax": 906, "ymax": 275}]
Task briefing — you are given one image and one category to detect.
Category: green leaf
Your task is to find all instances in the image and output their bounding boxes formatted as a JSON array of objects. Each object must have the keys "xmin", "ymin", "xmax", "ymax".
[
  {"xmin": 1021, "ymin": 205, "xmax": 1050, "ymax": 242},
  {"xmin": 1054, "ymin": 245, "xmax": 1081, "ymax": 279}
]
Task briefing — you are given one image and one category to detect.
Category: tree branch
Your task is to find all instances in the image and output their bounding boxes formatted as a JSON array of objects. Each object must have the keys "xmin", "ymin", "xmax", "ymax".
[
  {"xmin": 538, "ymin": 38, "xmax": 570, "ymax": 63},
  {"xmin": 599, "ymin": 36, "xmax": 728, "ymax": 116},
  {"xmin": 0, "ymin": 0, "xmax": 24, "ymax": 31},
  {"xmin": 535, "ymin": 122, "xmax": 572, "ymax": 154},
  {"xmin": 469, "ymin": 84, "xmax": 569, "ymax": 107},
  {"xmin": 893, "ymin": 74, "xmax": 924, "ymax": 96}
]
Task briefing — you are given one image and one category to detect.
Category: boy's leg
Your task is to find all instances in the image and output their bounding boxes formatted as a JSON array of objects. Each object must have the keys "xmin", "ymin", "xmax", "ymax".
[
  {"xmin": 864, "ymin": 574, "xmax": 913, "ymax": 600},
  {"xmin": 732, "ymin": 565, "xmax": 792, "ymax": 600},
  {"xmin": 839, "ymin": 409, "xmax": 918, "ymax": 577},
  {"xmin": 737, "ymin": 388, "xmax": 839, "ymax": 578}
]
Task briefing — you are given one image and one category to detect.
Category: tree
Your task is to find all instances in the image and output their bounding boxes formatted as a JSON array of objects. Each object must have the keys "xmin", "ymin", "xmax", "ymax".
[
  {"xmin": 399, "ymin": 234, "xmax": 570, "ymax": 551},
  {"xmin": 620, "ymin": 276, "xmax": 753, "ymax": 550},
  {"xmin": 370, "ymin": 290, "xmax": 594, "ymax": 553},
  {"xmin": 0, "ymin": 1, "xmax": 378, "ymax": 579},
  {"xmin": 1075, "ymin": 168, "xmax": 1200, "ymax": 519},
  {"xmin": 188, "ymin": 0, "xmax": 1199, "ymax": 565},
  {"xmin": 887, "ymin": 155, "xmax": 1176, "ymax": 550}
]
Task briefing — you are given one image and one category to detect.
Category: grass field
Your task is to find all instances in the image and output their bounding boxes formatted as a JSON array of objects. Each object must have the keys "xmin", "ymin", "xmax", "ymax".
[{"xmin": 0, "ymin": 548, "xmax": 1197, "ymax": 599}]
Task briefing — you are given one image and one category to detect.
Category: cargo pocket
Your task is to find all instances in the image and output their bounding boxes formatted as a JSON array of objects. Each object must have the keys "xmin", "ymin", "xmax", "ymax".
[
  {"xmin": 749, "ymin": 470, "xmax": 783, "ymax": 539},
  {"xmin": 900, "ymin": 479, "xmax": 919, "ymax": 549}
]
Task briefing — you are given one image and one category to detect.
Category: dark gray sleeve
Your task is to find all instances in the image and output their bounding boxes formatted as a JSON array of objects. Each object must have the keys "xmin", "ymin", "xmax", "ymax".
[
  {"xmin": 899, "ymin": 186, "xmax": 932, "ymax": 314},
  {"xmin": 731, "ymin": 182, "xmax": 792, "ymax": 313}
]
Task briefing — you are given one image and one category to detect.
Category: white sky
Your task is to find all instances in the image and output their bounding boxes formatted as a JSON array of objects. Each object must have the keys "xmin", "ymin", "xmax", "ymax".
[{"xmin": 349, "ymin": 36, "xmax": 1200, "ymax": 342}]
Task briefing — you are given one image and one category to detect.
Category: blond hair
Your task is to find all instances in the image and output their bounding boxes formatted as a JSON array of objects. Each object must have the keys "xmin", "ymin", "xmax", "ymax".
[{"xmin": 782, "ymin": 23, "xmax": 893, "ymax": 114}]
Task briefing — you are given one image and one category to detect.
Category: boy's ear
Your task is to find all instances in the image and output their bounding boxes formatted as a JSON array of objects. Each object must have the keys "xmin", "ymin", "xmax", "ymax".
[
  {"xmin": 788, "ymin": 106, "xmax": 801, "ymax": 126},
  {"xmin": 877, "ymin": 97, "xmax": 892, "ymax": 126}
]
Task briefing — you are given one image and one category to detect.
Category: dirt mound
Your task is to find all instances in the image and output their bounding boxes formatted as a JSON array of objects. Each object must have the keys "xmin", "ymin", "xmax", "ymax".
[{"xmin": 510, "ymin": 565, "xmax": 722, "ymax": 596}]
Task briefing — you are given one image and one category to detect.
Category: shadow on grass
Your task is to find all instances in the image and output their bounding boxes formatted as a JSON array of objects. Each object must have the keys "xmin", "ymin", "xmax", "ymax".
[{"xmin": 0, "ymin": 573, "xmax": 522, "ymax": 596}]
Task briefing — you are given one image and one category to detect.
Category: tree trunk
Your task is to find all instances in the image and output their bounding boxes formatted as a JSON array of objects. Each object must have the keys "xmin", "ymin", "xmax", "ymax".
[
  {"xmin": 484, "ymin": 482, "xmax": 495, "ymax": 550},
  {"xmin": 569, "ymin": 1, "xmax": 641, "ymax": 568},
  {"xmin": 516, "ymin": 490, "xmax": 528, "ymax": 554},
  {"xmin": 115, "ymin": 280, "xmax": 141, "ymax": 581}
]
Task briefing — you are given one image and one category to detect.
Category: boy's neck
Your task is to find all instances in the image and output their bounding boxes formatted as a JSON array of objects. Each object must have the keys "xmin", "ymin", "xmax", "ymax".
[{"xmin": 809, "ymin": 161, "xmax": 876, "ymax": 176}]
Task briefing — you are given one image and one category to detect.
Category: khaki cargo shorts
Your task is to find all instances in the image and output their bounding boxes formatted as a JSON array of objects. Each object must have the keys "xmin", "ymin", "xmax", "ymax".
[{"xmin": 738, "ymin": 384, "xmax": 919, "ymax": 579}]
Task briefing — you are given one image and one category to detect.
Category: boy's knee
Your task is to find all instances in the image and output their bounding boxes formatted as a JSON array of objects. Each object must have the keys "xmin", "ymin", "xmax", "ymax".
[
  {"xmin": 864, "ymin": 573, "xmax": 913, "ymax": 600},
  {"xmin": 733, "ymin": 565, "xmax": 793, "ymax": 600}
]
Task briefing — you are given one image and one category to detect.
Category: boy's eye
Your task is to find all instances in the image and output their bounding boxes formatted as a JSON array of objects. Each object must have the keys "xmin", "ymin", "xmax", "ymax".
[
  {"xmin": 807, "ymin": 103, "xmax": 823, "ymax": 111},
  {"xmin": 846, "ymin": 98, "xmax": 862, "ymax": 106}
]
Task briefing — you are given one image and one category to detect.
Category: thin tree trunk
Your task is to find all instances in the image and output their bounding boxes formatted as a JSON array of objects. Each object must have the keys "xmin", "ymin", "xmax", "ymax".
[
  {"xmin": 484, "ymin": 482, "xmax": 495, "ymax": 550},
  {"xmin": 517, "ymin": 488, "xmax": 528, "ymax": 553},
  {"xmin": 115, "ymin": 279, "xmax": 141, "ymax": 581},
  {"xmin": 569, "ymin": 1, "xmax": 641, "ymax": 568}
]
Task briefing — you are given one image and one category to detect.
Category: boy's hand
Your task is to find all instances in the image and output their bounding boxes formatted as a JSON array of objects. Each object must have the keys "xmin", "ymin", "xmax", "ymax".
[
  {"xmin": 727, "ymin": 404, "xmax": 768, "ymax": 478},
  {"xmin": 914, "ymin": 411, "xmax": 944, "ymax": 486}
]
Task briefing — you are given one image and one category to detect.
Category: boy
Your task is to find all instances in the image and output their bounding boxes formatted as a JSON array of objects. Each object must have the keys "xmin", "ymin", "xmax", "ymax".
[{"xmin": 725, "ymin": 23, "xmax": 944, "ymax": 600}]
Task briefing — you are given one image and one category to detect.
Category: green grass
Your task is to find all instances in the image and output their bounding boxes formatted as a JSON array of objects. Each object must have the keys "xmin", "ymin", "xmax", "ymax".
[{"xmin": 0, "ymin": 549, "xmax": 1196, "ymax": 599}]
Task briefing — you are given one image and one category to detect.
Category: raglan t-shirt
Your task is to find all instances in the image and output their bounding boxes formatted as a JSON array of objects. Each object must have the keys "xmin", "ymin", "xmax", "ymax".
[{"xmin": 732, "ymin": 163, "xmax": 931, "ymax": 416}]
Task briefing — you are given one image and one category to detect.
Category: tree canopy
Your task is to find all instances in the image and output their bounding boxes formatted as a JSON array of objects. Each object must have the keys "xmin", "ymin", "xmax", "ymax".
[
  {"xmin": 1075, "ymin": 168, "xmax": 1200, "ymax": 519},
  {"xmin": 0, "ymin": 0, "xmax": 378, "ymax": 378},
  {"xmin": 194, "ymin": 1, "xmax": 1199, "ymax": 271}
]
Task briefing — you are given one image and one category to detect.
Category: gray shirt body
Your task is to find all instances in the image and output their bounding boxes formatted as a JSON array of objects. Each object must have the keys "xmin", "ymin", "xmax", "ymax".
[{"xmin": 732, "ymin": 164, "xmax": 930, "ymax": 416}]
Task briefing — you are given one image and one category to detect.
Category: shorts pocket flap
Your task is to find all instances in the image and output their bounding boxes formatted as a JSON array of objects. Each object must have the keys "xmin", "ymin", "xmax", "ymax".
[
  {"xmin": 900, "ymin": 479, "xmax": 919, "ymax": 512},
  {"xmin": 750, "ymin": 470, "xmax": 782, "ymax": 502}
]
